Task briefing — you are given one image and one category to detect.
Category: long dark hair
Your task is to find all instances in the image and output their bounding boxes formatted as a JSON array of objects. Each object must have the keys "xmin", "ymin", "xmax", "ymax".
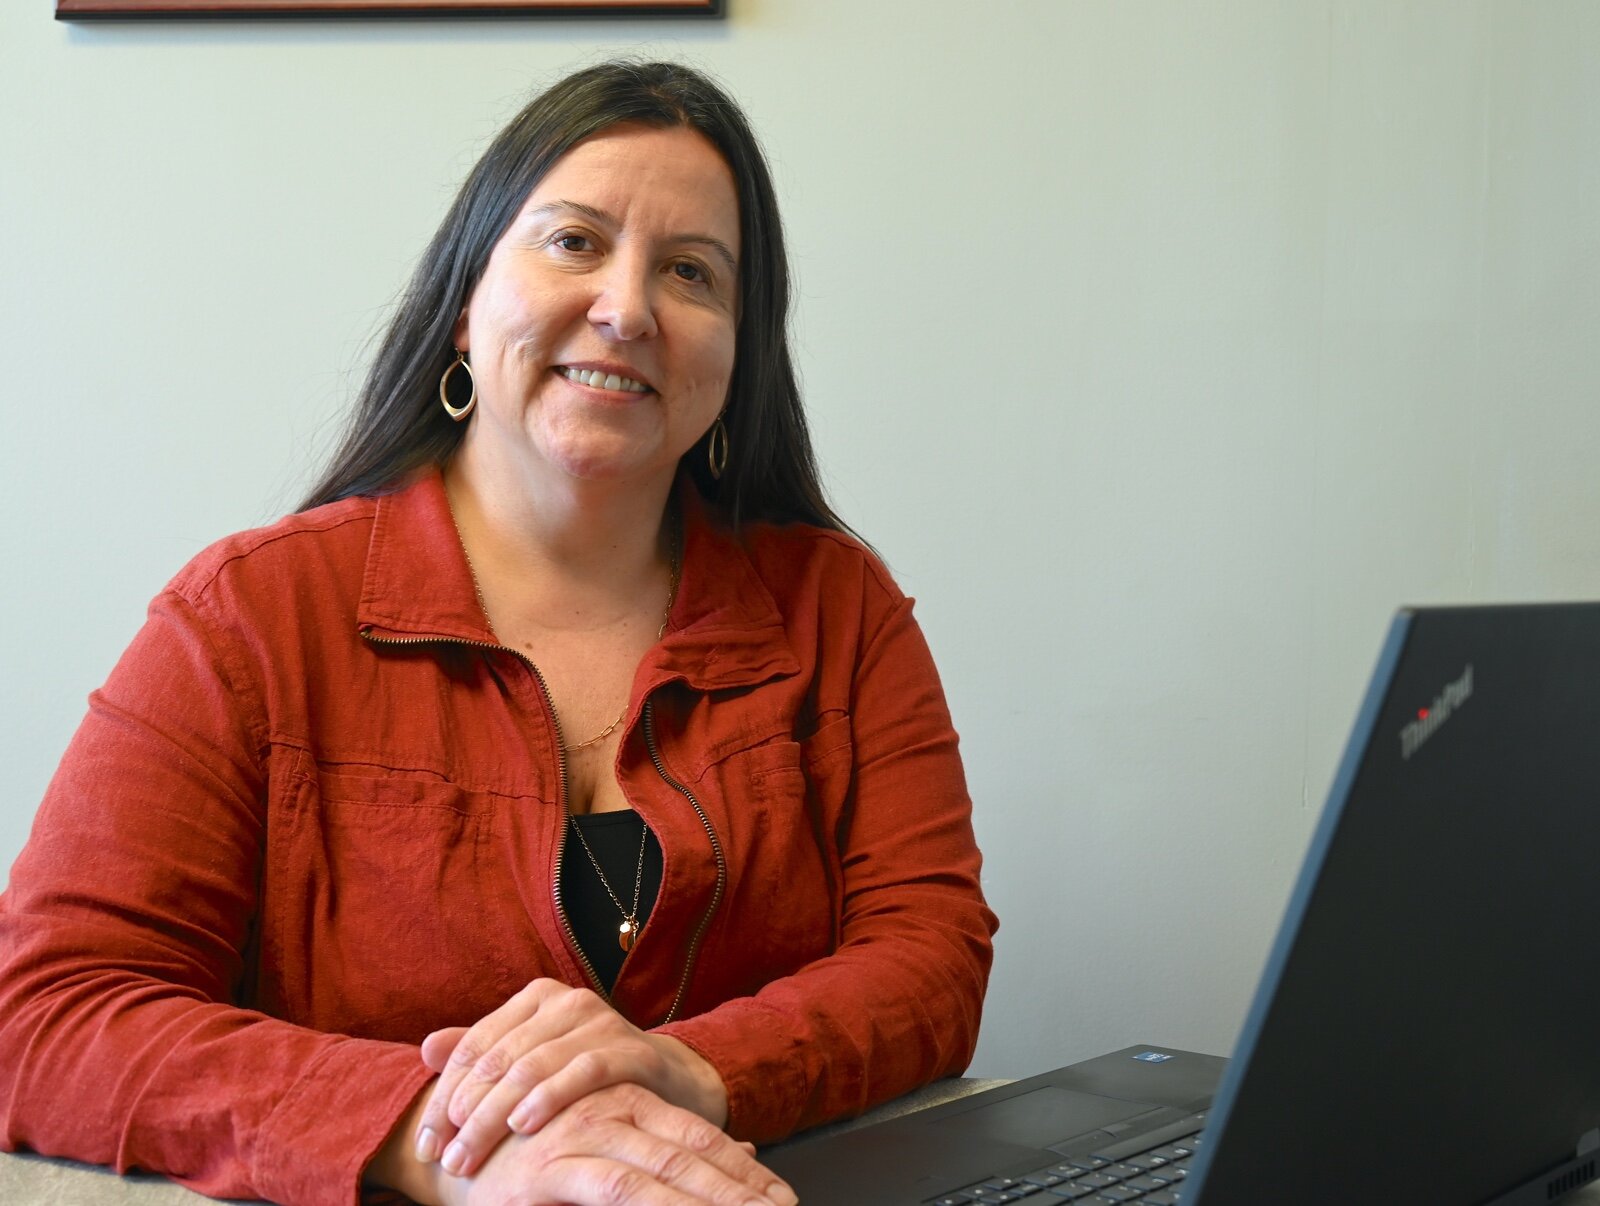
[{"xmin": 300, "ymin": 60, "xmax": 847, "ymax": 537}]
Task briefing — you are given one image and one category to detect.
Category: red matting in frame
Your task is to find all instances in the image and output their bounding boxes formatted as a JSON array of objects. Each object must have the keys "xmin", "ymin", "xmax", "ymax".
[{"xmin": 58, "ymin": 0, "xmax": 723, "ymax": 17}]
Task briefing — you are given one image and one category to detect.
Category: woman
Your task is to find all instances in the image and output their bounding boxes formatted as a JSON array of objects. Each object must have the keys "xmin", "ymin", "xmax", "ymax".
[{"xmin": 0, "ymin": 61, "xmax": 995, "ymax": 1206}]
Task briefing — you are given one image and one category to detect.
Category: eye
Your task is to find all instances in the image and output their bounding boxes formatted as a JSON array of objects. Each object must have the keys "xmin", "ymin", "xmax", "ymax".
[
  {"xmin": 552, "ymin": 232, "xmax": 592, "ymax": 253},
  {"xmin": 671, "ymin": 260, "xmax": 709, "ymax": 285}
]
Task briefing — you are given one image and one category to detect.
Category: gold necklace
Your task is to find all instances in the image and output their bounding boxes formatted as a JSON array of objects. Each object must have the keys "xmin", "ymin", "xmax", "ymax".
[
  {"xmin": 564, "ymin": 520, "xmax": 679, "ymax": 952},
  {"xmin": 453, "ymin": 509, "xmax": 681, "ymax": 951},
  {"xmin": 455, "ymin": 516, "xmax": 681, "ymax": 751},
  {"xmin": 569, "ymin": 813, "xmax": 651, "ymax": 952},
  {"xmin": 560, "ymin": 541, "xmax": 680, "ymax": 751}
]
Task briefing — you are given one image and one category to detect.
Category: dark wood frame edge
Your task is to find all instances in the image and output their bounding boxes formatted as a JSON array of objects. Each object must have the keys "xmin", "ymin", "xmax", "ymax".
[{"xmin": 57, "ymin": 0, "xmax": 724, "ymax": 20}]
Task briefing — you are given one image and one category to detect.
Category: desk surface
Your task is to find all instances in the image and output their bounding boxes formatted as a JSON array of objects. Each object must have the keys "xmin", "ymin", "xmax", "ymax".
[{"xmin": 4, "ymin": 1079, "xmax": 1599, "ymax": 1204}]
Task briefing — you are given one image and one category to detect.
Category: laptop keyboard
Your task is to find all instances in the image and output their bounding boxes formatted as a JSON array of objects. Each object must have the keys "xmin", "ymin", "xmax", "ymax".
[{"xmin": 922, "ymin": 1112, "xmax": 1206, "ymax": 1205}]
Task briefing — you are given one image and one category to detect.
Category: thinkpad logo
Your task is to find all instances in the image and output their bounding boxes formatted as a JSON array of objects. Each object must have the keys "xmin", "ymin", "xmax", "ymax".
[{"xmin": 1399, "ymin": 664, "xmax": 1474, "ymax": 760}]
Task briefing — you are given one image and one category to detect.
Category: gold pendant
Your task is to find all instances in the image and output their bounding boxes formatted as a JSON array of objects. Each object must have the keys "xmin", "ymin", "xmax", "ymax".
[{"xmin": 618, "ymin": 918, "xmax": 637, "ymax": 952}]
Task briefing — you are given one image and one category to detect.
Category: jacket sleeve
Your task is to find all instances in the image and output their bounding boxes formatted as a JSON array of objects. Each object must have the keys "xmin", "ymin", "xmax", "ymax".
[
  {"xmin": 653, "ymin": 582, "xmax": 998, "ymax": 1144},
  {"xmin": 0, "ymin": 588, "xmax": 434, "ymax": 1206}
]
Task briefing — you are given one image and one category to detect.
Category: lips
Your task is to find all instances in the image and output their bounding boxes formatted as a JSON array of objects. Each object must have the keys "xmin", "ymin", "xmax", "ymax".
[{"xmin": 557, "ymin": 365, "xmax": 651, "ymax": 394}]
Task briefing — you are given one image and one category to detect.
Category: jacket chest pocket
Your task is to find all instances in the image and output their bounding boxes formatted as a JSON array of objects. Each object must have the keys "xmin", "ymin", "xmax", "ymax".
[
  {"xmin": 259, "ymin": 764, "xmax": 549, "ymax": 1042},
  {"xmin": 690, "ymin": 714, "xmax": 855, "ymax": 995}
]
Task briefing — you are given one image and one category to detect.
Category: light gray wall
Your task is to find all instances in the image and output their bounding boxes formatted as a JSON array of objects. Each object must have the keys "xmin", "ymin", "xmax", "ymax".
[{"xmin": 3, "ymin": 0, "xmax": 1596, "ymax": 1081}]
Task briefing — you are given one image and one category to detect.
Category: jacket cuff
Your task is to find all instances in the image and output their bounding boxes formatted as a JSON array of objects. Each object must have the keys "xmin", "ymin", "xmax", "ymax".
[
  {"xmin": 654, "ymin": 1008, "xmax": 833, "ymax": 1144},
  {"xmin": 253, "ymin": 1039, "xmax": 435, "ymax": 1206}
]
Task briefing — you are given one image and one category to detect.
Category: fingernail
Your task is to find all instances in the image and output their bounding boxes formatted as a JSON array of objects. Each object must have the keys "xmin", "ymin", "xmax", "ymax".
[
  {"xmin": 768, "ymin": 1185, "xmax": 799, "ymax": 1206},
  {"xmin": 508, "ymin": 1104, "xmax": 530, "ymax": 1131},
  {"xmin": 414, "ymin": 1126, "xmax": 440, "ymax": 1163},
  {"xmin": 441, "ymin": 1140, "xmax": 468, "ymax": 1176}
]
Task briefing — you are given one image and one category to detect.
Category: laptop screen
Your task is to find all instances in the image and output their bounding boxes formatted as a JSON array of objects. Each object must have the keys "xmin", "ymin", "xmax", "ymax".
[{"xmin": 1187, "ymin": 603, "xmax": 1600, "ymax": 1204}]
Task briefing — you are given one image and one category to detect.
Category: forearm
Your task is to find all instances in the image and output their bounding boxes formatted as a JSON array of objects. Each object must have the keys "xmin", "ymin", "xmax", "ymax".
[
  {"xmin": 654, "ymin": 906, "xmax": 992, "ymax": 1143},
  {"xmin": 0, "ymin": 940, "xmax": 438, "ymax": 1205}
]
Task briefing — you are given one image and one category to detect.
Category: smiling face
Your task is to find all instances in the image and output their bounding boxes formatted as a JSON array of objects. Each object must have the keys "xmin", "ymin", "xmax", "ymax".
[{"xmin": 453, "ymin": 122, "xmax": 741, "ymax": 499}]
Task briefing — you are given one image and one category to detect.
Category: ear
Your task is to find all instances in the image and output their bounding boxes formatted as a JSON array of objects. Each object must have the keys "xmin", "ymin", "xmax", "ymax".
[{"xmin": 452, "ymin": 304, "xmax": 471, "ymax": 354}]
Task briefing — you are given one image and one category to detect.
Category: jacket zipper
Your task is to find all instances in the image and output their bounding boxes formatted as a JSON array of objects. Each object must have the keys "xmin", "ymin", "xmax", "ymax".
[
  {"xmin": 359, "ymin": 628, "xmax": 609, "ymax": 999},
  {"xmin": 643, "ymin": 699, "xmax": 726, "ymax": 1024}
]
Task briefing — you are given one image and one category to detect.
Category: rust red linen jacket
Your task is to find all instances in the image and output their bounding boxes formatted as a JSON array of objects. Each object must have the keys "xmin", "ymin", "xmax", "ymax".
[{"xmin": 0, "ymin": 470, "xmax": 996, "ymax": 1206}]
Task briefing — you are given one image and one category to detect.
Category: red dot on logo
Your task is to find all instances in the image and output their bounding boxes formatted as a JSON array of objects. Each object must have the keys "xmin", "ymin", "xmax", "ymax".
[{"xmin": 1418, "ymin": 708, "xmax": 1430, "ymax": 720}]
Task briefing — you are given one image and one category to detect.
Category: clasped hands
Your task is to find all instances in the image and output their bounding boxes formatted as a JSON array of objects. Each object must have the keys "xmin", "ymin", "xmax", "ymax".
[{"xmin": 412, "ymin": 979, "xmax": 797, "ymax": 1205}]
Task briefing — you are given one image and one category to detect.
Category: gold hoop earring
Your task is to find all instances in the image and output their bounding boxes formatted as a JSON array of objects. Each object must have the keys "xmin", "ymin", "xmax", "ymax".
[
  {"xmin": 440, "ymin": 350, "xmax": 476, "ymax": 421},
  {"xmin": 708, "ymin": 416, "xmax": 729, "ymax": 480}
]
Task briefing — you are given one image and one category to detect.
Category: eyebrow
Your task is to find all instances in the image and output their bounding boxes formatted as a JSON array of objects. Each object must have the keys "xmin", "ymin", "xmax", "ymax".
[{"xmin": 525, "ymin": 199, "xmax": 740, "ymax": 278}]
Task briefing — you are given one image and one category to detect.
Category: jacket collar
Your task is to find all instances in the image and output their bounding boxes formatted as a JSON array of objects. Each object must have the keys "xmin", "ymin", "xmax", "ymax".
[{"xmin": 358, "ymin": 468, "xmax": 800, "ymax": 693}]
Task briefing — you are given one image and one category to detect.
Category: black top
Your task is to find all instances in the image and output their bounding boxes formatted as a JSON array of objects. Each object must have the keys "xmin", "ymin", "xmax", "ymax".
[{"xmin": 560, "ymin": 809, "xmax": 663, "ymax": 993}]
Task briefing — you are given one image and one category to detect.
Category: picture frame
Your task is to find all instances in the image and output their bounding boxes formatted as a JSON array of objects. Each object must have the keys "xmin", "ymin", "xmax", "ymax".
[{"xmin": 57, "ymin": 0, "xmax": 723, "ymax": 19}]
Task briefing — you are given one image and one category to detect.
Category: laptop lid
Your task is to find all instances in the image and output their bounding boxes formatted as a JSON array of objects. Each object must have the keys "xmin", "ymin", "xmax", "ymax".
[{"xmin": 1186, "ymin": 602, "xmax": 1600, "ymax": 1204}]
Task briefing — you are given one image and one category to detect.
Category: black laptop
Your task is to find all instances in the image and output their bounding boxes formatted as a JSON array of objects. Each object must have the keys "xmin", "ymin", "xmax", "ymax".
[{"xmin": 764, "ymin": 604, "xmax": 1600, "ymax": 1205}]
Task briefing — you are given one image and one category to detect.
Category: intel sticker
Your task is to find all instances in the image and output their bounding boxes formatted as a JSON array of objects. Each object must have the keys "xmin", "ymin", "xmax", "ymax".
[{"xmin": 1133, "ymin": 1052, "xmax": 1173, "ymax": 1063}]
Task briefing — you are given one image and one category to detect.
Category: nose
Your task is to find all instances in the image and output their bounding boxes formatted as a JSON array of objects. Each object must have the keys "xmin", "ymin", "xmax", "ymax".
[{"xmin": 587, "ymin": 252, "xmax": 659, "ymax": 341}]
